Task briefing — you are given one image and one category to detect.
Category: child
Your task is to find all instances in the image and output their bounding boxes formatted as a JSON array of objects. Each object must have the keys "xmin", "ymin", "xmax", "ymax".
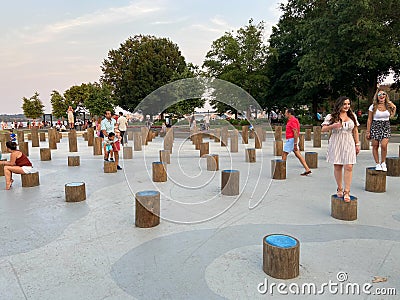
[
  {"xmin": 103, "ymin": 132, "xmax": 116, "ymax": 161},
  {"xmin": 113, "ymin": 129, "xmax": 122, "ymax": 170},
  {"xmin": 9, "ymin": 129, "xmax": 16, "ymax": 142}
]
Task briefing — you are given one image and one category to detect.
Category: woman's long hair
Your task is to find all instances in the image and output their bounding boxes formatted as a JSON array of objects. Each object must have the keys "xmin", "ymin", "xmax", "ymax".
[
  {"xmin": 372, "ymin": 90, "xmax": 395, "ymax": 116},
  {"xmin": 329, "ymin": 96, "xmax": 357, "ymax": 125}
]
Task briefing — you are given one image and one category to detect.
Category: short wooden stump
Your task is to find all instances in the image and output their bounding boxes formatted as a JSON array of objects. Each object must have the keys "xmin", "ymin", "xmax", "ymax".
[
  {"xmin": 206, "ymin": 154, "xmax": 219, "ymax": 171},
  {"xmin": 263, "ymin": 234, "xmax": 300, "ymax": 279},
  {"xmin": 0, "ymin": 159, "xmax": 6, "ymax": 176},
  {"xmin": 274, "ymin": 141, "xmax": 283, "ymax": 156},
  {"xmin": 159, "ymin": 150, "xmax": 170, "ymax": 164},
  {"xmin": 39, "ymin": 132, "xmax": 46, "ymax": 142},
  {"xmin": 19, "ymin": 141, "xmax": 29, "ymax": 157},
  {"xmin": 331, "ymin": 194, "xmax": 357, "ymax": 221},
  {"xmin": 21, "ymin": 172, "xmax": 40, "ymax": 187},
  {"xmin": 305, "ymin": 152, "xmax": 318, "ymax": 168},
  {"xmin": 386, "ymin": 157, "xmax": 400, "ymax": 177},
  {"xmin": 40, "ymin": 148, "xmax": 51, "ymax": 161},
  {"xmin": 104, "ymin": 161, "xmax": 117, "ymax": 173},
  {"xmin": 152, "ymin": 162, "xmax": 167, "ymax": 182},
  {"xmin": 68, "ymin": 156, "xmax": 80, "ymax": 167},
  {"xmin": 123, "ymin": 146, "xmax": 133, "ymax": 159},
  {"xmin": 365, "ymin": 167, "xmax": 386, "ymax": 193},
  {"xmin": 271, "ymin": 159, "xmax": 286, "ymax": 180},
  {"xmin": 246, "ymin": 148, "xmax": 256, "ymax": 163},
  {"xmin": 135, "ymin": 190, "xmax": 160, "ymax": 228},
  {"xmin": 65, "ymin": 182, "xmax": 86, "ymax": 202},
  {"xmin": 305, "ymin": 129, "xmax": 311, "ymax": 141},
  {"xmin": 221, "ymin": 170, "xmax": 240, "ymax": 196}
]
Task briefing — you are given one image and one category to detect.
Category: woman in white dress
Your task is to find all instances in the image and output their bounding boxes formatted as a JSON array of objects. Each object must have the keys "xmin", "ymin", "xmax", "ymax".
[
  {"xmin": 67, "ymin": 106, "xmax": 74, "ymax": 129},
  {"xmin": 321, "ymin": 96, "xmax": 360, "ymax": 202},
  {"xmin": 366, "ymin": 88, "xmax": 396, "ymax": 171}
]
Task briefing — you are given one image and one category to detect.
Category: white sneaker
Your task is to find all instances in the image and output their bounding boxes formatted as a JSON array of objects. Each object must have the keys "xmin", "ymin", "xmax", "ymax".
[
  {"xmin": 376, "ymin": 163, "xmax": 382, "ymax": 171},
  {"xmin": 381, "ymin": 162, "xmax": 387, "ymax": 172}
]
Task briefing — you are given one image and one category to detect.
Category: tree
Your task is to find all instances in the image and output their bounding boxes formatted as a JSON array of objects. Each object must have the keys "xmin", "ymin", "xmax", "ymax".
[
  {"xmin": 21, "ymin": 92, "xmax": 44, "ymax": 119},
  {"xmin": 84, "ymin": 83, "xmax": 116, "ymax": 117},
  {"xmin": 266, "ymin": 0, "xmax": 400, "ymax": 115},
  {"xmin": 203, "ymin": 19, "xmax": 269, "ymax": 114},
  {"xmin": 64, "ymin": 84, "xmax": 89, "ymax": 108},
  {"xmin": 50, "ymin": 90, "xmax": 68, "ymax": 119},
  {"xmin": 101, "ymin": 35, "xmax": 188, "ymax": 114}
]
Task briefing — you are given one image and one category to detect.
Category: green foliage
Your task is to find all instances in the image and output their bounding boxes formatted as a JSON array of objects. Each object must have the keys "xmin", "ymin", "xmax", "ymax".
[
  {"xmin": 64, "ymin": 85, "xmax": 88, "ymax": 108},
  {"xmin": 266, "ymin": 0, "xmax": 400, "ymax": 115},
  {"xmin": 84, "ymin": 83, "xmax": 116, "ymax": 117},
  {"xmin": 203, "ymin": 19, "xmax": 269, "ymax": 112},
  {"xmin": 21, "ymin": 92, "xmax": 44, "ymax": 119},
  {"xmin": 240, "ymin": 119, "xmax": 250, "ymax": 126},
  {"xmin": 50, "ymin": 90, "xmax": 68, "ymax": 119},
  {"xmin": 101, "ymin": 35, "xmax": 188, "ymax": 114}
]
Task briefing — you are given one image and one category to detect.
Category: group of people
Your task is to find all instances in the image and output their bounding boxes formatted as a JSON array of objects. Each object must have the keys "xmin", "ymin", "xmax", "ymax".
[{"xmin": 283, "ymin": 86, "xmax": 396, "ymax": 202}]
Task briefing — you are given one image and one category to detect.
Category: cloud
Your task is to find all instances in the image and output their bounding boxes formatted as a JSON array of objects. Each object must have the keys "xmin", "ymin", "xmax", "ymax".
[
  {"xmin": 22, "ymin": 1, "xmax": 164, "ymax": 44},
  {"xmin": 191, "ymin": 16, "xmax": 234, "ymax": 34}
]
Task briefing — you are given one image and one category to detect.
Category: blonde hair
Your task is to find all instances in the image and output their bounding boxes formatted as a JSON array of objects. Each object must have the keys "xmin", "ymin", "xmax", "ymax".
[{"xmin": 372, "ymin": 90, "xmax": 395, "ymax": 116}]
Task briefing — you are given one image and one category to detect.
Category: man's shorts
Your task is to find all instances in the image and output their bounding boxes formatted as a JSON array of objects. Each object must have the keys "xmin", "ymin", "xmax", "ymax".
[{"xmin": 283, "ymin": 138, "xmax": 295, "ymax": 153}]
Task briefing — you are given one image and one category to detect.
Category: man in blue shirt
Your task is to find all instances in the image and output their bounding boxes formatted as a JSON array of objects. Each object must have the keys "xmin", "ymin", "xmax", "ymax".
[{"xmin": 101, "ymin": 111, "xmax": 122, "ymax": 170}]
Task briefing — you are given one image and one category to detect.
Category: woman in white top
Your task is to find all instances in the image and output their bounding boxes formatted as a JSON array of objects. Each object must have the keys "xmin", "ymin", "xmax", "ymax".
[
  {"xmin": 66, "ymin": 106, "xmax": 74, "ymax": 129},
  {"xmin": 366, "ymin": 88, "xmax": 396, "ymax": 171},
  {"xmin": 321, "ymin": 96, "xmax": 360, "ymax": 202}
]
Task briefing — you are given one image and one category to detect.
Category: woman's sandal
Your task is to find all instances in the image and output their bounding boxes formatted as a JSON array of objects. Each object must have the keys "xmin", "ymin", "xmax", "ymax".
[
  {"xmin": 343, "ymin": 190, "xmax": 351, "ymax": 203},
  {"xmin": 336, "ymin": 187, "xmax": 344, "ymax": 198}
]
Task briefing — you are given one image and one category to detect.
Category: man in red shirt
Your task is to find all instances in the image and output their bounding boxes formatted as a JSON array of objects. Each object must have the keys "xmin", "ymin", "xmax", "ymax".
[{"xmin": 282, "ymin": 108, "xmax": 312, "ymax": 176}]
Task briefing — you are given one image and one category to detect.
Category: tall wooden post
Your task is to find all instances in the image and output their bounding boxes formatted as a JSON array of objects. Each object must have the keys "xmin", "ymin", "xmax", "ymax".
[
  {"xmin": 31, "ymin": 127, "xmax": 39, "ymax": 147},
  {"xmin": 241, "ymin": 125, "xmax": 249, "ymax": 144},
  {"xmin": 68, "ymin": 129, "xmax": 78, "ymax": 152},
  {"xmin": 48, "ymin": 128, "xmax": 57, "ymax": 150},
  {"xmin": 313, "ymin": 126, "xmax": 321, "ymax": 148}
]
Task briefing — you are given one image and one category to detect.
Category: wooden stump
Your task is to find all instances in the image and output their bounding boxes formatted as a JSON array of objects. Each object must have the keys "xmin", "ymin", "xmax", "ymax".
[
  {"xmin": 0, "ymin": 134, "xmax": 7, "ymax": 152},
  {"xmin": 21, "ymin": 172, "xmax": 40, "ymax": 187},
  {"xmin": 134, "ymin": 132, "xmax": 142, "ymax": 151},
  {"xmin": 365, "ymin": 167, "xmax": 386, "ymax": 192},
  {"xmin": 299, "ymin": 134, "xmax": 305, "ymax": 151},
  {"xmin": 305, "ymin": 129, "xmax": 311, "ymax": 141},
  {"xmin": 39, "ymin": 132, "xmax": 46, "ymax": 142},
  {"xmin": 163, "ymin": 131, "xmax": 173, "ymax": 154},
  {"xmin": 274, "ymin": 126, "xmax": 282, "ymax": 141},
  {"xmin": 56, "ymin": 132, "xmax": 61, "ymax": 143},
  {"xmin": 27, "ymin": 133, "xmax": 32, "ymax": 141},
  {"xmin": 135, "ymin": 190, "xmax": 160, "ymax": 228},
  {"xmin": 200, "ymin": 142, "xmax": 209, "ymax": 157},
  {"xmin": 246, "ymin": 148, "xmax": 256, "ymax": 163},
  {"xmin": 313, "ymin": 126, "xmax": 321, "ymax": 148},
  {"xmin": 83, "ymin": 132, "xmax": 88, "ymax": 141},
  {"xmin": 255, "ymin": 126, "xmax": 263, "ymax": 149},
  {"xmin": 68, "ymin": 156, "xmax": 80, "ymax": 166},
  {"xmin": 206, "ymin": 154, "xmax": 219, "ymax": 171},
  {"xmin": 194, "ymin": 133, "xmax": 203, "ymax": 150},
  {"xmin": 104, "ymin": 161, "xmax": 117, "ymax": 173},
  {"xmin": 68, "ymin": 130, "xmax": 78, "ymax": 152},
  {"xmin": 274, "ymin": 141, "xmax": 283, "ymax": 156},
  {"xmin": 360, "ymin": 130, "xmax": 370, "ymax": 150},
  {"xmin": 127, "ymin": 131, "xmax": 134, "ymax": 141},
  {"xmin": 146, "ymin": 129, "xmax": 153, "ymax": 143},
  {"xmin": 221, "ymin": 170, "xmax": 240, "ymax": 196},
  {"xmin": 386, "ymin": 157, "xmax": 400, "ymax": 176},
  {"xmin": 152, "ymin": 162, "xmax": 167, "ymax": 182},
  {"xmin": 249, "ymin": 130, "xmax": 255, "ymax": 139},
  {"xmin": 17, "ymin": 130, "xmax": 24, "ymax": 143},
  {"xmin": 19, "ymin": 141, "xmax": 29, "ymax": 157},
  {"xmin": 271, "ymin": 159, "xmax": 286, "ymax": 180},
  {"xmin": 31, "ymin": 128, "xmax": 39, "ymax": 147},
  {"xmin": 159, "ymin": 150, "xmax": 171, "ymax": 164},
  {"xmin": 220, "ymin": 127, "xmax": 228, "ymax": 147},
  {"xmin": 141, "ymin": 127, "xmax": 148, "ymax": 145},
  {"xmin": 123, "ymin": 146, "xmax": 133, "ymax": 159},
  {"xmin": 263, "ymin": 234, "xmax": 300, "ymax": 279},
  {"xmin": 93, "ymin": 137, "xmax": 103, "ymax": 156},
  {"xmin": 305, "ymin": 152, "xmax": 318, "ymax": 168},
  {"xmin": 241, "ymin": 125, "xmax": 249, "ymax": 144},
  {"xmin": 40, "ymin": 148, "xmax": 51, "ymax": 161},
  {"xmin": 48, "ymin": 128, "xmax": 57, "ymax": 150},
  {"xmin": 214, "ymin": 128, "xmax": 221, "ymax": 143},
  {"xmin": 65, "ymin": 182, "xmax": 86, "ymax": 202},
  {"xmin": 331, "ymin": 194, "xmax": 357, "ymax": 221},
  {"xmin": 230, "ymin": 130, "xmax": 238, "ymax": 152},
  {"xmin": 87, "ymin": 127, "xmax": 94, "ymax": 146},
  {"xmin": 0, "ymin": 159, "xmax": 6, "ymax": 176}
]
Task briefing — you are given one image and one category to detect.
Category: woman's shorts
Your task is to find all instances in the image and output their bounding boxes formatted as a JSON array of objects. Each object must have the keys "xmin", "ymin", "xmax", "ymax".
[
  {"xmin": 21, "ymin": 166, "xmax": 33, "ymax": 174},
  {"xmin": 370, "ymin": 120, "xmax": 391, "ymax": 141}
]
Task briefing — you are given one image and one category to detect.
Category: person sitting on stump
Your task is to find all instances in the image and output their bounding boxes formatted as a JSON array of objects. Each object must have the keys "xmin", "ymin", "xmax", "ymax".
[{"xmin": 0, "ymin": 141, "xmax": 34, "ymax": 190}]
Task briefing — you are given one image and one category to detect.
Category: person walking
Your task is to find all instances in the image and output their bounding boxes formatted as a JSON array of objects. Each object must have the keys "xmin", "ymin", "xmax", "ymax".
[
  {"xmin": 281, "ymin": 108, "xmax": 312, "ymax": 176},
  {"xmin": 321, "ymin": 96, "xmax": 360, "ymax": 202},
  {"xmin": 366, "ymin": 87, "xmax": 396, "ymax": 171},
  {"xmin": 117, "ymin": 112, "xmax": 128, "ymax": 146}
]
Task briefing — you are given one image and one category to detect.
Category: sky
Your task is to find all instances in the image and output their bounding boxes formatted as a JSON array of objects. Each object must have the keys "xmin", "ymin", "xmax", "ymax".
[{"xmin": 0, "ymin": 0, "xmax": 286, "ymax": 114}]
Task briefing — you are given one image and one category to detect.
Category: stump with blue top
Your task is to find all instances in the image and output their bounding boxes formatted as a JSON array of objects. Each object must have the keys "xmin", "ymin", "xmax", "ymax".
[
  {"xmin": 152, "ymin": 161, "xmax": 167, "ymax": 182},
  {"xmin": 331, "ymin": 194, "xmax": 357, "ymax": 221},
  {"xmin": 263, "ymin": 234, "xmax": 300, "ymax": 279},
  {"xmin": 305, "ymin": 152, "xmax": 318, "ymax": 168},
  {"xmin": 65, "ymin": 182, "xmax": 86, "ymax": 202},
  {"xmin": 221, "ymin": 170, "xmax": 240, "ymax": 196},
  {"xmin": 135, "ymin": 190, "xmax": 160, "ymax": 228},
  {"xmin": 271, "ymin": 159, "xmax": 286, "ymax": 180}
]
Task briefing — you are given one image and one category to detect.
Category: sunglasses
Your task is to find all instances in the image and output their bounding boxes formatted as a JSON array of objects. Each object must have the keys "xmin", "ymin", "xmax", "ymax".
[{"xmin": 378, "ymin": 92, "xmax": 386, "ymax": 97}]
